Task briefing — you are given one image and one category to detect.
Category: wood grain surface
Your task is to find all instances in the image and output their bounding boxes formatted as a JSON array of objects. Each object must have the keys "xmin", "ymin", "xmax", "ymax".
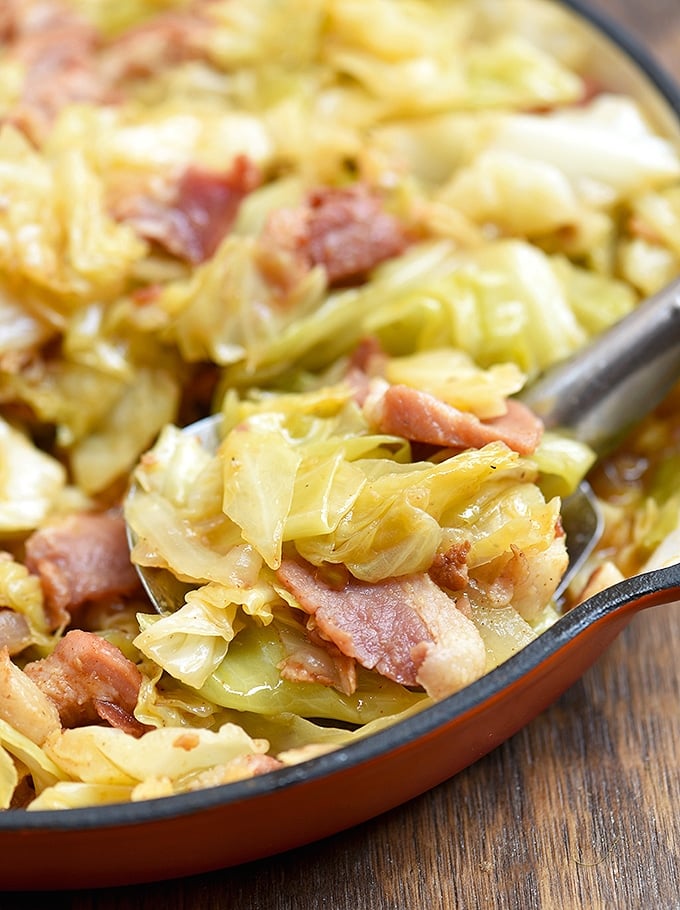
[{"xmin": 6, "ymin": 2, "xmax": 680, "ymax": 907}]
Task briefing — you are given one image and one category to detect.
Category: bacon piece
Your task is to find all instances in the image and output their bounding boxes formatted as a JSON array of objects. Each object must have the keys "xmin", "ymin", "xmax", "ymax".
[
  {"xmin": 24, "ymin": 629, "xmax": 146, "ymax": 734},
  {"xmin": 368, "ymin": 384, "xmax": 543, "ymax": 455},
  {"xmin": 470, "ymin": 538, "xmax": 567, "ymax": 621},
  {"xmin": 429, "ymin": 540, "xmax": 471, "ymax": 592},
  {"xmin": 100, "ymin": 6, "xmax": 214, "ymax": 83},
  {"xmin": 278, "ymin": 560, "xmax": 429, "ymax": 686},
  {"xmin": 305, "ymin": 186, "xmax": 411, "ymax": 284},
  {"xmin": 276, "ymin": 559, "xmax": 486, "ymax": 698},
  {"xmin": 116, "ymin": 157, "xmax": 261, "ymax": 264},
  {"xmin": 278, "ymin": 624, "xmax": 357, "ymax": 696},
  {"xmin": 260, "ymin": 184, "xmax": 411, "ymax": 289},
  {"xmin": 24, "ymin": 511, "xmax": 142, "ymax": 629},
  {"xmin": 94, "ymin": 700, "xmax": 149, "ymax": 738},
  {"xmin": 3, "ymin": 1, "xmax": 105, "ymax": 143}
]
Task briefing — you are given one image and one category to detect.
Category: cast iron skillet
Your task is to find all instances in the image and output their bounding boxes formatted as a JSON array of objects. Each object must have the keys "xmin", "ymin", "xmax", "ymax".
[{"xmin": 3, "ymin": 0, "xmax": 680, "ymax": 890}]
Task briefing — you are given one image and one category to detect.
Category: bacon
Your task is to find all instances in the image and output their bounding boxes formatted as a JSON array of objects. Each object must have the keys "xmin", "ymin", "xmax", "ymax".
[
  {"xmin": 24, "ymin": 629, "xmax": 147, "ymax": 734},
  {"xmin": 99, "ymin": 6, "xmax": 214, "ymax": 83},
  {"xmin": 278, "ymin": 624, "xmax": 357, "ymax": 696},
  {"xmin": 93, "ymin": 700, "xmax": 149, "ymax": 738},
  {"xmin": 429, "ymin": 540, "xmax": 471, "ymax": 592},
  {"xmin": 24, "ymin": 511, "xmax": 142, "ymax": 629},
  {"xmin": 2, "ymin": 1, "xmax": 105, "ymax": 143},
  {"xmin": 260, "ymin": 184, "xmax": 411, "ymax": 290},
  {"xmin": 277, "ymin": 560, "xmax": 430, "ymax": 686},
  {"xmin": 470, "ymin": 538, "xmax": 567, "ymax": 621},
  {"xmin": 276, "ymin": 559, "xmax": 486, "ymax": 698},
  {"xmin": 115, "ymin": 157, "xmax": 261, "ymax": 264},
  {"xmin": 305, "ymin": 186, "xmax": 411, "ymax": 284},
  {"xmin": 367, "ymin": 384, "xmax": 543, "ymax": 455}
]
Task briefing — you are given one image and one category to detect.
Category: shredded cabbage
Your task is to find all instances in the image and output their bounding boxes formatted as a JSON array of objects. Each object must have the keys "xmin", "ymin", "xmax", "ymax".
[{"xmin": 0, "ymin": 0, "xmax": 678, "ymax": 812}]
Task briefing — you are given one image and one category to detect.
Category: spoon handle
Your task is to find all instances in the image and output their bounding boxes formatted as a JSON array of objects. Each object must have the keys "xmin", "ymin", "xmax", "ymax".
[{"xmin": 521, "ymin": 277, "xmax": 680, "ymax": 455}]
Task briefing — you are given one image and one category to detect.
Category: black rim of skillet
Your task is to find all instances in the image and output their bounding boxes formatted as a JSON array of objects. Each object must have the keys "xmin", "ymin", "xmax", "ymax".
[{"xmin": 5, "ymin": 0, "xmax": 680, "ymax": 835}]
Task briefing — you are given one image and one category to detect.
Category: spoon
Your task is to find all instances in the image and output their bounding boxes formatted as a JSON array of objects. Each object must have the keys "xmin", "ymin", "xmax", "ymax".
[{"xmin": 523, "ymin": 273, "xmax": 680, "ymax": 595}]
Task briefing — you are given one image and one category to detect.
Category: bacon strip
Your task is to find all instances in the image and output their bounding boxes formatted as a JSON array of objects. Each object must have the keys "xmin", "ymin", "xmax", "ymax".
[
  {"xmin": 24, "ymin": 512, "xmax": 142, "ymax": 629},
  {"xmin": 99, "ymin": 5, "xmax": 214, "ymax": 83},
  {"xmin": 277, "ymin": 560, "xmax": 430, "ymax": 686},
  {"xmin": 276, "ymin": 559, "xmax": 486, "ymax": 698},
  {"xmin": 2, "ymin": 1, "xmax": 105, "ymax": 143},
  {"xmin": 25, "ymin": 629, "xmax": 148, "ymax": 735},
  {"xmin": 260, "ymin": 184, "xmax": 412, "ymax": 289},
  {"xmin": 115, "ymin": 157, "xmax": 261, "ymax": 264},
  {"xmin": 368, "ymin": 384, "xmax": 543, "ymax": 455}
]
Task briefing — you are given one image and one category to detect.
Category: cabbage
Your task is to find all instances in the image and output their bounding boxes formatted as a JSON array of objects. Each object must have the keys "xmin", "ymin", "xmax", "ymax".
[
  {"xmin": 41, "ymin": 722, "xmax": 271, "ymax": 789},
  {"xmin": 530, "ymin": 431, "xmax": 597, "ymax": 500},
  {"xmin": 0, "ymin": 418, "xmax": 66, "ymax": 533},
  {"xmin": 200, "ymin": 615, "xmax": 426, "ymax": 723},
  {"xmin": 221, "ymin": 426, "xmax": 302, "ymax": 569},
  {"xmin": 384, "ymin": 349, "xmax": 526, "ymax": 418},
  {"xmin": 328, "ymin": 33, "xmax": 582, "ymax": 115},
  {"xmin": 490, "ymin": 96, "xmax": 680, "ymax": 201},
  {"xmin": 633, "ymin": 187, "xmax": 680, "ymax": 256},
  {"xmin": 0, "ymin": 648, "xmax": 58, "ymax": 742},
  {"xmin": 469, "ymin": 603, "xmax": 537, "ymax": 671},
  {"xmin": 0, "ymin": 719, "xmax": 67, "ymax": 794},
  {"xmin": 440, "ymin": 149, "xmax": 583, "ymax": 237},
  {"xmin": 27, "ymin": 783, "xmax": 136, "ymax": 811},
  {"xmin": 134, "ymin": 576, "xmax": 280, "ymax": 688},
  {"xmin": 0, "ymin": 288, "xmax": 53, "ymax": 356},
  {"xmin": 217, "ymin": 238, "xmax": 594, "ymax": 386},
  {"xmin": 69, "ymin": 0, "xmax": 190, "ymax": 36},
  {"xmin": 1, "ymin": 0, "xmax": 679, "ymax": 813},
  {"xmin": 4, "ymin": 359, "xmax": 180, "ymax": 495},
  {"xmin": 0, "ymin": 746, "xmax": 18, "ymax": 810},
  {"xmin": 0, "ymin": 127, "xmax": 145, "ymax": 305}
]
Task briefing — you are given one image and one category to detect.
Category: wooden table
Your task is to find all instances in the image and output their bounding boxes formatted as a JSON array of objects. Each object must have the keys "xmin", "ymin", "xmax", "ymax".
[{"xmin": 6, "ymin": 1, "xmax": 680, "ymax": 907}]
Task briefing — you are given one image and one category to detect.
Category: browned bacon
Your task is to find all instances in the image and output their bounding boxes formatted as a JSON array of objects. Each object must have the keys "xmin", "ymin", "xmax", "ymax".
[
  {"xmin": 277, "ymin": 560, "xmax": 430, "ymax": 686},
  {"xmin": 115, "ymin": 157, "xmax": 261, "ymax": 264},
  {"xmin": 276, "ymin": 559, "xmax": 486, "ymax": 698},
  {"xmin": 368, "ymin": 384, "xmax": 543, "ymax": 455},
  {"xmin": 278, "ymin": 625, "xmax": 357, "ymax": 696},
  {"xmin": 3, "ymin": 1, "xmax": 105, "ymax": 143},
  {"xmin": 24, "ymin": 512, "xmax": 142, "ymax": 629},
  {"xmin": 100, "ymin": 5, "xmax": 214, "ymax": 83},
  {"xmin": 24, "ymin": 629, "xmax": 147, "ymax": 734},
  {"xmin": 429, "ymin": 540, "xmax": 471, "ymax": 592},
  {"xmin": 260, "ymin": 185, "xmax": 411, "ymax": 289}
]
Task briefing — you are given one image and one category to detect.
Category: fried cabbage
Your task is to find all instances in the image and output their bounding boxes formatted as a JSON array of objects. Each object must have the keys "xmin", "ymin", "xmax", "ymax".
[{"xmin": 0, "ymin": 0, "xmax": 678, "ymax": 812}]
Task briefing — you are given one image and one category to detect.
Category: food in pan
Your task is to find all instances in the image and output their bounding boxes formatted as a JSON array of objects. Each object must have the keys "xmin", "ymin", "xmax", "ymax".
[{"xmin": 1, "ymin": 0, "xmax": 679, "ymax": 810}]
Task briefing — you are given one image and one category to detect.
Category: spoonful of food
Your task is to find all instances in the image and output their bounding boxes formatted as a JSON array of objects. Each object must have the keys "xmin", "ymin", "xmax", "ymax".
[{"xmin": 127, "ymin": 275, "xmax": 680, "ymax": 617}]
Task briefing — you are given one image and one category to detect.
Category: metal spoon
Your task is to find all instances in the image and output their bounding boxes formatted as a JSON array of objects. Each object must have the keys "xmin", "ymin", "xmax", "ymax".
[
  {"xmin": 127, "ymin": 276, "xmax": 680, "ymax": 613},
  {"xmin": 524, "ymin": 274, "xmax": 680, "ymax": 595}
]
